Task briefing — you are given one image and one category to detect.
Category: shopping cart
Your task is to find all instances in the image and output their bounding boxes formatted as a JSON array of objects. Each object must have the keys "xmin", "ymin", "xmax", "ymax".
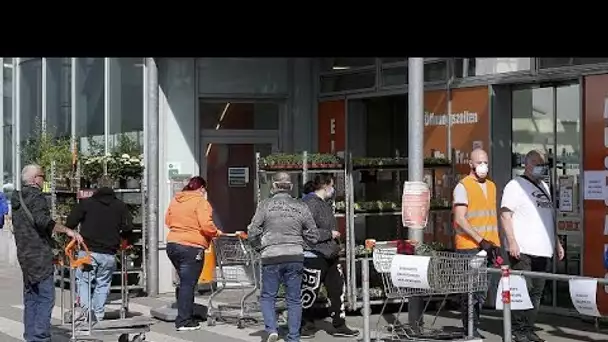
[
  {"xmin": 372, "ymin": 241, "xmax": 488, "ymax": 341},
  {"xmin": 206, "ymin": 232, "xmax": 261, "ymax": 329},
  {"xmin": 56, "ymin": 239, "xmax": 154, "ymax": 342}
]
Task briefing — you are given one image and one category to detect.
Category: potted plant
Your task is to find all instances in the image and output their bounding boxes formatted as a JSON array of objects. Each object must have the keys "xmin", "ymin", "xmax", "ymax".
[{"xmin": 21, "ymin": 122, "xmax": 74, "ymax": 190}]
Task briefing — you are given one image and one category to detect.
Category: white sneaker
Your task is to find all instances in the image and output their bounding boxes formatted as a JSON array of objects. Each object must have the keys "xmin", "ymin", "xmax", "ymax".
[
  {"xmin": 266, "ymin": 332, "xmax": 279, "ymax": 342},
  {"xmin": 177, "ymin": 321, "xmax": 202, "ymax": 331}
]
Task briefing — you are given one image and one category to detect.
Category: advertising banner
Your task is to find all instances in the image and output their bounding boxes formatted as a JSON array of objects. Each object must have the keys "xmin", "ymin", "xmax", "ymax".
[{"xmin": 582, "ymin": 74, "xmax": 608, "ymax": 314}]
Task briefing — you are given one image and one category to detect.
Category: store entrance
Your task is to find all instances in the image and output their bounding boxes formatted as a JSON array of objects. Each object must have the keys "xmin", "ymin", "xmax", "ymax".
[
  {"xmin": 199, "ymin": 99, "xmax": 282, "ymax": 233},
  {"xmin": 510, "ymin": 81, "xmax": 582, "ymax": 310},
  {"xmin": 201, "ymin": 138, "xmax": 277, "ymax": 233}
]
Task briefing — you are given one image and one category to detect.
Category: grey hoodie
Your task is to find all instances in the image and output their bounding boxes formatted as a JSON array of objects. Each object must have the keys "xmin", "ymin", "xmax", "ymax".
[{"xmin": 247, "ymin": 192, "xmax": 319, "ymax": 265}]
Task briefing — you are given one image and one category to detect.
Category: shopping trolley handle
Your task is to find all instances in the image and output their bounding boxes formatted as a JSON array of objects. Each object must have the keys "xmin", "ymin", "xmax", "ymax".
[
  {"xmin": 64, "ymin": 238, "xmax": 92, "ymax": 269},
  {"xmin": 221, "ymin": 231, "xmax": 248, "ymax": 239}
]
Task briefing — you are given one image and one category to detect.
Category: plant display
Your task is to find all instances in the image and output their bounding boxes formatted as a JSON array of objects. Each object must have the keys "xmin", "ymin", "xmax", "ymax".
[
  {"xmin": 307, "ymin": 153, "xmax": 343, "ymax": 169},
  {"xmin": 259, "ymin": 153, "xmax": 343, "ymax": 170},
  {"xmin": 352, "ymin": 157, "xmax": 407, "ymax": 169},
  {"xmin": 353, "ymin": 201, "xmax": 400, "ymax": 213},
  {"xmin": 260, "ymin": 153, "xmax": 302, "ymax": 170},
  {"xmin": 80, "ymin": 135, "xmax": 144, "ymax": 186},
  {"xmin": 336, "ymin": 199, "xmax": 451, "ymax": 214},
  {"xmin": 21, "ymin": 122, "xmax": 74, "ymax": 179},
  {"xmin": 352, "ymin": 156, "xmax": 450, "ymax": 169}
]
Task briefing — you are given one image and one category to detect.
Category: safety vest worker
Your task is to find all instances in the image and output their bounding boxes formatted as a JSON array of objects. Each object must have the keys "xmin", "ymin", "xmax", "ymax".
[{"xmin": 451, "ymin": 148, "xmax": 500, "ymax": 338}]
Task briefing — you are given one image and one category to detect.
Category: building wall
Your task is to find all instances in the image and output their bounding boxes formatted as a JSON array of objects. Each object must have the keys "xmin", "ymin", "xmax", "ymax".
[{"xmin": 156, "ymin": 57, "xmax": 316, "ymax": 293}]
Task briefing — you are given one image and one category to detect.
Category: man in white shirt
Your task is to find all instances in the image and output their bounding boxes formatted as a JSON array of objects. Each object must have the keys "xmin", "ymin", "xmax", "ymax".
[{"xmin": 500, "ymin": 150, "xmax": 564, "ymax": 342}]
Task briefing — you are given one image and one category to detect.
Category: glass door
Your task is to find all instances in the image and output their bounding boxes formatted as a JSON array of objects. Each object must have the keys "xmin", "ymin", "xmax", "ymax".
[
  {"xmin": 511, "ymin": 81, "xmax": 582, "ymax": 310},
  {"xmin": 201, "ymin": 138, "xmax": 278, "ymax": 233}
]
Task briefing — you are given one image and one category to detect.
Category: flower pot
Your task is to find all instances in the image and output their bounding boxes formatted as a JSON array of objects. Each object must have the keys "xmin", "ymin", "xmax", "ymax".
[{"xmin": 126, "ymin": 177, "xmax": 141, "ymax": 189}]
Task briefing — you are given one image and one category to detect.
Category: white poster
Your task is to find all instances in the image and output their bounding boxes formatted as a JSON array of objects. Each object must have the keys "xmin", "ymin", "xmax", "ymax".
[
  {"xmin": 558, "ymin": 176, "xmax": 574, "ymax": 212},
  {"xmin": 584, "ymin": 171, "xmax": 606, "ymax": 200},
  {"xmin": 495, "ymin": 275, "xmax": 533, "ymax": 310},
  {"xmin": 390, "ymin": 254, "xmax": 431, "ymax": 289},
  {"xmin": 569, "ymin": 279, "xmax": 601, "ymax": 317}
]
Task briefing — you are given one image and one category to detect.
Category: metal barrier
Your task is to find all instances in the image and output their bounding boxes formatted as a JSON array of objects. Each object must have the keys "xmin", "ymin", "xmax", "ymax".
[
  {"xmin": 487, "ymin": 266, "xmax": 608, "ymax": 342},
  {"xmin": 360, "ymin": 260, "xmax": 608, "ymax": 342}
]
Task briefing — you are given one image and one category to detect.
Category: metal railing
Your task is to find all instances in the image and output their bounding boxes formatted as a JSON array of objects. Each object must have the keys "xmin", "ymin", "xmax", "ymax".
[
  {"xmin": 359, "ymin": 260, "xmax": 608, "ymax": 342},
  {"xmin": 489, "ymin": 266, "xmax": 608, "ymax": 342}
]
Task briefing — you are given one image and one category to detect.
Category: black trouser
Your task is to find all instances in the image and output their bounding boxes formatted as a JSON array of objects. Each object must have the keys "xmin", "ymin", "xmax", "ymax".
[
  {"xmin": 166, "ymin": 242, "xmax": 204, "ymax": 328},
  {"xmin": 301, "ymin": 256, "xmax": 346, "ymax": 328},
  {"xmin": 510, "ymin": 254, "xmax": 550, "ymax": 335}
]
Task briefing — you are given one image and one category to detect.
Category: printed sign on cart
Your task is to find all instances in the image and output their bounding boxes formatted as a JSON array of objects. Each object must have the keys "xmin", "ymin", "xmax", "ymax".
[
  {"xmin": 495, "ymin": 275, "xmax": 533, "ymax": 310},
  {"xmin": 390, "ymin": 254, "xmax": 431, "ymax": 289},
  {"xmin": 569, "ymin": 279, "xmax": 601, "ymax": 317}
]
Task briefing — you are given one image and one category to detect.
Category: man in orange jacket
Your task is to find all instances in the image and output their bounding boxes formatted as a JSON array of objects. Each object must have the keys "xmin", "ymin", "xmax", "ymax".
[{"xmin": 452, "ymin": 148, "xmax": 501, "ymax": 338}]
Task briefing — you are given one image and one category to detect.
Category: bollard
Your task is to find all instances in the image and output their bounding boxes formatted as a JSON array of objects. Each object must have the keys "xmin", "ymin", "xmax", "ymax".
[
  {"xmin": 361, "ymin": 256, "xmax": 371, "ymax": 342},
  {"xmin": 501, "ymin": 265, "xmax": 512, "ymax": 342}
]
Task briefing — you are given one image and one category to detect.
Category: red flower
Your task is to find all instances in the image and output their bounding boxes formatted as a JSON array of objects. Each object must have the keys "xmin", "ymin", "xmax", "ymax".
[{"xmin": 396, "ymin": 240, "xmax": 415, "ymax": 255}]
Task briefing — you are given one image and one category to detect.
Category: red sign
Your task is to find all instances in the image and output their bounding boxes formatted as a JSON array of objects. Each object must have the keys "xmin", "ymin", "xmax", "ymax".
[{"xmin": 77, "ymin": 189, "xmax": 95, "ymax": 199}]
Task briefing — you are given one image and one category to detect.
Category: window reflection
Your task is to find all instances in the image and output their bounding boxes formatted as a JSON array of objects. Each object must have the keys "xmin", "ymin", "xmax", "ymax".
[
  {"xmin": 75, "ymin": 58, "xmax": 104, "ymax": 155},
  {"xmin": 19, "ymin": 58, "xmax": 42, "ymax": 166},
  {"xmin": 109, "ymin": 58, "xmax": 144, "ymax": 152},
  {"xmin": 46, "ymin": 58, "xmax": 71, "ymax": 138},
  {"xmin": 200, "ymin": 102, "xmax": 279, "ymax": 131}
]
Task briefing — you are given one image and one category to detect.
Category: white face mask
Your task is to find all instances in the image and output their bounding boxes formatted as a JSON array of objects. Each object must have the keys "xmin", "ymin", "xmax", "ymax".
[
  {"xmin": 475, "ymin": 163, "xmax": 489, "ymax": 178},
  {"xmin": 325, "ymin": 186, "xmax": 335, "ymax": 199}
]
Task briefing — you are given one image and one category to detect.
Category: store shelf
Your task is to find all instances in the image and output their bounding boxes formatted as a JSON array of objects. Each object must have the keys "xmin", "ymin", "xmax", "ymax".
[
  {"xmin": 255, "ymin": 150, "xmax": 456, "ymax": 312},
  {"xmin": 49, "ymin": 160, "xmax": 147, "ymax": 293}
]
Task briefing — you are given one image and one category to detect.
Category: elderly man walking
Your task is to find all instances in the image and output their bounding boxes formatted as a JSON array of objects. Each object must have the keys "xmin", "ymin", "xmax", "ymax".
[
  {"xmin": 248, "ymin": 172, "xmax": 319, "ymax": 342},
  {"xmin": 452, "ymin": 148, "xmax": 501, "ymax": 338},
  {"xmin": 500, "ymin": 150, "xmax": 564, "ymax": 342},
  {"xmin": 12, "ymin": 164, "xmax": 82, "ymax": 342}
]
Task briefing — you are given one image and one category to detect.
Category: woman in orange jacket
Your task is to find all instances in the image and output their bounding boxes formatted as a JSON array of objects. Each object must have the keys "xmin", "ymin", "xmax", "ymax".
[{"xmin": 165, "ymin": 176, "xmax": 222, "ymax": 331}]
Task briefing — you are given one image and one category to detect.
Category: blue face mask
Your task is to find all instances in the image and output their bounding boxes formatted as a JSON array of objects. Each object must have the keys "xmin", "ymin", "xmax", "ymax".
[{"xmin": 532, "ymin": 166, "xmax": 547, "ymax": 178}]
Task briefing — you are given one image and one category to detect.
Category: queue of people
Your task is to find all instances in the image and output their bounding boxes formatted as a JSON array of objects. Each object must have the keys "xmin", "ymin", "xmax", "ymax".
[{"xmin": 10, "ymin": 147, "xmax": 564, "ymax": 342}]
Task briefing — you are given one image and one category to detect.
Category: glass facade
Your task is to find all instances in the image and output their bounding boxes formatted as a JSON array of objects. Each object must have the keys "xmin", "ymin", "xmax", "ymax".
[{"xmin": 0, "ymin": 58, "xmax": 145, "ymax": 187}]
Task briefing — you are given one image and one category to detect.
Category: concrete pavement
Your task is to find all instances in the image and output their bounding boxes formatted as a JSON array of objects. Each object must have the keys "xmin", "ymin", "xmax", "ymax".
[{"xmin": 0, "ymin": 263, "xmax": 606, "ymax": 341}]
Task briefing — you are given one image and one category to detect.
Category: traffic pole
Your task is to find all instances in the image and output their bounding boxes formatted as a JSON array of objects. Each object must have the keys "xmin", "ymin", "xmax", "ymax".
[
  {"xmin": 361, "ymin": 255, "xmax": 371, "ymax": 342},
  {"xmin": 501, "ymin": 265, "xmax": 512, "ymax": 342},
  {"xmin": 407, "ymin": 57, "xmax": 425, "ymax": 332}
]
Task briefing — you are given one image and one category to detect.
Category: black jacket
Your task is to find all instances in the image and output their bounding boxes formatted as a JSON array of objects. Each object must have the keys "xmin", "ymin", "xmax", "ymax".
[
  {"xmin": 66, "ymin": 187, "xmax": 133, "ymax": 255},
  {"xmin": 303, "ymin": 194, "xmax": 340, "ymax": 259},
  {"xmin": 11, "ymin": 185, "xmax": 56, "ymax": 284}
]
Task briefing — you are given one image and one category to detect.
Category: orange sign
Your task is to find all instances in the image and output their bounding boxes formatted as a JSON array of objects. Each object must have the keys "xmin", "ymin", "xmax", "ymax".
[
  {"xmin": 582, "ymin": 74, "xmax": 608, "ymax": 314},
  {"xmin": 424, "ymin": 86, "xmax": 490, "ymax": 169}
]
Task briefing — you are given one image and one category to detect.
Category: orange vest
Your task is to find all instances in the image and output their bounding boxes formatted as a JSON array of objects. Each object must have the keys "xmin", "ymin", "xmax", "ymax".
[{"xmin": 454, "ymin": 176, "xmax": 501, "ymax": 249}]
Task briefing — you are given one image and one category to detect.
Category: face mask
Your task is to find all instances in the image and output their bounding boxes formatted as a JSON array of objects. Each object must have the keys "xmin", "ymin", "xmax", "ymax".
[
  {"xmin": 475, "ymin": 163, "xmax": 489, "ymax": 178},
  {"xmin": 325, "ymin": 186, "xmax": 335, "ymax": 199},
  {"xmin": 532, "ymin": 166, "xmax": 546, "ymax": 178}
]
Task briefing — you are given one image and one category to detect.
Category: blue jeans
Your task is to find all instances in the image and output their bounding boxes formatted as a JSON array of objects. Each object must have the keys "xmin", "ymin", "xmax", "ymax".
[
  {"xmin": 260, "ymin": 262, "xmax": 303, "ymax": 342},
  {"xmin": 76, "ymin": 251, "xmax": 117, "ymax": 321},
  {"xmin": 166, "ymin": 242, "xmax": 204, "ymax": 328},
  {"xmin": 23, "ymin": 273, "xmax": 55, "ymax": 342}
]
